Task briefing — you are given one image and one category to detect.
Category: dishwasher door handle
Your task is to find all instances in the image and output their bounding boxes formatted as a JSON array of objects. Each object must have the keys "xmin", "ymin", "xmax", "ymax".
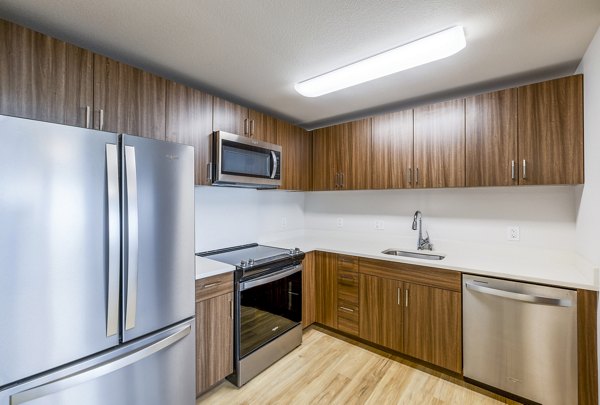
[{"xmin": 465, "ymin": 281, "xmax": 573, "ymax": 307}]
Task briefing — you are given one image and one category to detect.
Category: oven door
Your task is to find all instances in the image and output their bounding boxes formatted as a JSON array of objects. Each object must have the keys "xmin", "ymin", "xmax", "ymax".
[
  {"xmin": 214, "ymin": 131, "xmax": 281, "ymax": 188},
  {"xmin": 238, "ymin": 264, "xmax": 302, "ymax": 358}
]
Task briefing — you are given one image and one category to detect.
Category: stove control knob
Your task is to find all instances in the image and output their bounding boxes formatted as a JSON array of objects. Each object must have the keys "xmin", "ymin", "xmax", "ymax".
[
  {"xmin": 288, "ymin": 249, "xmax": 294, "ymax": 255},
  {"xmin": 240, "ymin": 260, "xmax": 247, "ymax": 268},
  {"xmin": 248, "ymin": 259, "xmax": 255, "ymax": 266},
  {"xmin": 294, "ymin": 247, "xmax": 301, "ymax": 254}
]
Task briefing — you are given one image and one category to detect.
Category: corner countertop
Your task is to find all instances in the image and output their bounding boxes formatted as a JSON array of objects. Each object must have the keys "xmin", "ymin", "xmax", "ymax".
[
  {"xmin": 195, "ymin": 255, "xmax": 236, "ymax": 280},
  {"xmin": 258, "ymin": 230, "xmax": 599, "ymax": 291}
]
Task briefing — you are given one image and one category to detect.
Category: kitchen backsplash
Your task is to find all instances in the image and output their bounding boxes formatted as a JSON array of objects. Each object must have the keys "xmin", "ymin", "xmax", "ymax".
[{"xmin": 195, "ymin": 184, "xmax": 579, "ymax": 252}]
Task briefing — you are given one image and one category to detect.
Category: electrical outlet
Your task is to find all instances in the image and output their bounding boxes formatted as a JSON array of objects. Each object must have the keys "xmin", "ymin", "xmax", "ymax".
[
  {"xmin": 281, "ymin": 217, "xmax": 288, "ymax": 229},
  {"xmin": 375, "ymin": 220, "xmax": 385, "ymax": 230},
  {"xmin": 336, "ymin": 217, "xmax": 344, "ymax": 228},
  {"xmin": 507, "ymin": 226, "xmax": 520, "ymax": 241}
]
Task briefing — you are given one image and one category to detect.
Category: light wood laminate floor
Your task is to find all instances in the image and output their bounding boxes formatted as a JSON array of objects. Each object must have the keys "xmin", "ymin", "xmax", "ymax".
[{"xmin": 198, "ymin": 326, "xmax": 521, "ymax": 405}]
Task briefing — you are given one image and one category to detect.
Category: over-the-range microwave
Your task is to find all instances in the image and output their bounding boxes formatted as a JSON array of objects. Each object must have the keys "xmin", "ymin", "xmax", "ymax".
[{"xmin": 210, "ymin": 131, "xmax": 282, "ymax": 189}]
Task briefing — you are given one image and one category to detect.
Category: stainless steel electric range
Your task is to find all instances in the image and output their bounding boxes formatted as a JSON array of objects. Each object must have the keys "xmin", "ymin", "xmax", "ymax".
[{"xmin": 198, "ymin": 243, "xmax": 305, "ymax": 386}]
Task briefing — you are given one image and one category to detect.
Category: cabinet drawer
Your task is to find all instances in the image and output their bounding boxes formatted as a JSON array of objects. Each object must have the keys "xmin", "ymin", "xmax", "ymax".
[
  {"xmin": 337, "ymin": 255, "xmax": 358, "ymax": 273},
  {"xmin": 337, "ymin": 300, "xmax": 359, "ymax": 335},
  {"xmin": 195, "ymin": 272, "xmax": 234, "ymax": 302},
  {"xmin": 338, "ymin": 272, "xmax": 359, "ymax": 304}
]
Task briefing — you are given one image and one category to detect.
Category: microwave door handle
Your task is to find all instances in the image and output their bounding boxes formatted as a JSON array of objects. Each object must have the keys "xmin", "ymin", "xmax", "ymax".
[{"xmin": 270, "ymin": 150, "xmax": 278, "ymax": 179}]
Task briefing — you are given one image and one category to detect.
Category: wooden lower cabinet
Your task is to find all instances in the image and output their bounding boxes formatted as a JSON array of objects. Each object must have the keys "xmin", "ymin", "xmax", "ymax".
[
  {"xmin": 403, "ymin": 283, "xmax": 462, "ymax": 373},
  {"xmin": 315, "ymin": 252, "xmax": 338, "ymax": 328},
  {"xmin": 195, "ymin": 274, "xmax": 234, "ymax": 396},
  {"xmin": 302, "ymin": 252, "xmax": 316, "ymax": 328}
]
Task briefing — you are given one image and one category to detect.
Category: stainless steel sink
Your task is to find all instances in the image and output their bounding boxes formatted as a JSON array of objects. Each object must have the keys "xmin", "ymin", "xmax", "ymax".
[{"xmin": 381, "ymin": 249, "xmax": 445, "ymax": 260}]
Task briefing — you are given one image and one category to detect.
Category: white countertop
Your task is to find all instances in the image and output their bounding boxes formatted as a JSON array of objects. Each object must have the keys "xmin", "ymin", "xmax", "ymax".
[
  {"xmin": 258, "ymin": 230, "xmax": 599, "ymax": 291},
  {"xmin": 195, "ymin": 256, "xmax": 236, "ymax": 279}
]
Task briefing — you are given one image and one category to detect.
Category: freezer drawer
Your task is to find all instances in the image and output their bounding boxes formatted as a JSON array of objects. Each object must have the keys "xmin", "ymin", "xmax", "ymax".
[
  {"xmin": 0, "ymin": 320, "xmax": 195, "ymax": 405},
  {"xmin": 463, "ymin": 274, "xmax": 577, "ymax": 405}
]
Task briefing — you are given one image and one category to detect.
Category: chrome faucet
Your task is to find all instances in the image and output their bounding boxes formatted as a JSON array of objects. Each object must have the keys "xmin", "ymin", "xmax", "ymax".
[{"xmin": 412, "ymin": 211, "xmax": 433, "ymax": 251}]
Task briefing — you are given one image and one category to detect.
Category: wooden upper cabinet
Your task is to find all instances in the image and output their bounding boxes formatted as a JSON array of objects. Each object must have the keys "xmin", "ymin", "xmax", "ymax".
[
  {"xmin": 414, "ymin": 99, "xmax": 465, "ymax": 188},
  {"xmin": 518, "ymin": 75, "xmax": 584, "ymax": 185},
  {"xmin": 315, "ymin": 251, "xmax": 338, "ymax": 328},
  {"xmin": 166, "ymin": 82, "xmax": 213, "ymax": 185},
  {"xmin": 249, "ymin": 109, "xmax": 277, "ymax": 143},
  {"xmin": 371, "ymin": 110, "xmax": 414, "ymax": 189},
  {"xmin": 213, "ymin": 96, "xmax": 248, "ymax": 135},
  {"xmin": 403, "ymin": 283, "xmax": 462, "ymax": 373},
  {"xmin": 466, "ymin": 89, "xmax": 518, "ymax": 187},
  {"xmin": 344, "ymin": 118, "xmax": 372, "ymax": 190},
  {"xmin": 93, "ymin": 55, "xmax": 166, "ymax": 139},
  {"xmin": 0, "ymin": 19, "xmax": 93, "ymax": 127},
  {"xmin": 277, "ymin": 120, "xmax": 312, "ymax": 191},
  {"xmin": 312, "ymin": 126, "xmax": 337, "ymax": 191}
]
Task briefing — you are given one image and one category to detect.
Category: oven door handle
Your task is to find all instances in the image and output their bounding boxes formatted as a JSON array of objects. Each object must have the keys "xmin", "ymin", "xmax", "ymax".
[{"xmin": 240, "ymin": 264, "xmax": 302, "ymax": 291}]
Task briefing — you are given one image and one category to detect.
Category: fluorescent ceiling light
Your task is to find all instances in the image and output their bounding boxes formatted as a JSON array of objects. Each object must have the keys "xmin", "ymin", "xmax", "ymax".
[{"xmin": 294, "ymin": 26, "xmax": 466, "ymax": 97}]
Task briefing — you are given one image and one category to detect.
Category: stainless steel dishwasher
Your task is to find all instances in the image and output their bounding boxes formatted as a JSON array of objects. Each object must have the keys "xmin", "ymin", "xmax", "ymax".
[{"xmin": 462, "ymin": 274, "xmax": 577, "ymax": 405}]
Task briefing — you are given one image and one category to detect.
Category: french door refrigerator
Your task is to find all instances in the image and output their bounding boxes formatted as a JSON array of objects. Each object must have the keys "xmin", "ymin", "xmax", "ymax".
[{"xmin": 0, "ymin": 115, "xmax": 196, "ymax": 405}]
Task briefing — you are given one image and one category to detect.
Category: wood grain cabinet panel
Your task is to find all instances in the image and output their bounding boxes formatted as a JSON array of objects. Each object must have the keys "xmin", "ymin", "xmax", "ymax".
[
  {"xmin": 466, "ymin": 89, "xmax": 518, "ymax": 187},
  {"xmin": 344, "ymin": 118, "xmax": 372, "ymax": 190},
  {"xmin": 166, "ymin": 81, "xmax": 213, "ymax": 185},
  {"xmin": 518, "ymin": 75, "xmax": 584, "ymax": 185},
  {"xmin": 371, "ymin": 110, "xmax": 414, "ymax": 189},
  {"xmin": 302, "ymin": 252, "xmax": 316, "ymax": 328},
  {"xmin": 359, "ymin": 274, "xmax": 403, "ymax": 353},
  {"xmin": 277, "ymin": 120, "xmax": 312, "ymax": 191},
  {"xmin": 195, "ymin": 292, "xmax": 233, "ymax": 395},
  {"xmin": 0, "ymin": 19, "xmax": 93, "ymax": 127},
  {"xmin": 414, "ymin": 99, "xmax": 465, "ymax": 188},
  {"xmin": 315, "ymin": 251, "xmax": 338, "ymax": 328},
  {"xmin": 93, "ymin": 55, "xmax": 166, "ymax": 139},
  {"xmin": 249, "ymin": 109, "xmax": 277, "ymax": 143},
  {"xmin": 312, "ymin": 126, "xmax": 337, "ymax": 191},
  {"xmin": 213, "ymin": 96, "xmax": 248, "ymax": 136},
  {"xmin": 403, "ymin": 283, "xmax": 462, "ymax": 373}
]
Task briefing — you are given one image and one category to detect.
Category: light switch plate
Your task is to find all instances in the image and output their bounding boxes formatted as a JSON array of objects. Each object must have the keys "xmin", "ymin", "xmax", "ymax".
[
  {"xmin": 507, "ymin": 226, "xmax": 520, "ymax": 241},
  {"xmin": 281, "ymin": 217, "xmax": 288, "ymax": 229},
  {"xmin": 336, "ymin": 217, "xmax": 344, "ymax": 228},
  {"xmin": 375, "ymin": 220, "xmax": 385, "ymax": 230}
]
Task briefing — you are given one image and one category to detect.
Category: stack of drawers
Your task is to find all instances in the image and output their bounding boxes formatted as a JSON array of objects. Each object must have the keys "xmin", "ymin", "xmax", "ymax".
[{"xmin": 337, "ymin": 255, "xmax": 359, "ymax": 335}]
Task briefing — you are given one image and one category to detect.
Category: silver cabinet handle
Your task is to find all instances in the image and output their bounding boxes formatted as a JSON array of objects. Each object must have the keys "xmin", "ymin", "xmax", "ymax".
[
  {"xmin": 522, "ymin": 159, "xmax": 527, "ymax": 179},
  {"xmin": 397, "ymin": 287, "xmax": 400, "ymax": 305},
  {"xmin": 250, "ymin": 119, "xmax": 255, "ymax": 136},
  {"xmin": 10, "ymin": 324, "xmax": 191, "ymax": 405},
  {"xmin": 244, "ymin": 118, "xmax": 248, "ymax": 135},
  {"xmin": 230, "ymin": 299, "xmax": 233, "ymax": 319},
  {"xmin": 339, "ymin": 306, "xmax": 354, "ymax": 313},
  {"xmin": 408, "ymin": 168, "xmax": 412, "ymax": 185},
  {"xmin": 206, "ymin": 162, "xmax": 213, "ymax": 182},
  {"xmin": 340, "ymin": 172, "xmax": 344, "ymax": 188},
  {"xmin": 270, "ymin": 150, "xmax": 278, "ymax": 179},
  {"xmin": 465, "ymin": 281, "xmax": 572, "ymax": 307},
  {"xmin": 405, "ymin": 289, "xmax": 409, "ymax": 307},
  {"xmin": 124, "ymin": 145, "xmax": 139, "ymax": 331},
  {"xmin": 85, "ymin": 106, "xmax": 91, "ymax": 128},
  {"xmin": 335, "ymin": 172, "xmax": 340, "ymax": 189},
  {"xmin": 511, "ymin": 160, "xmax": 515, "ymax": 180},
  {"xmin": 105, "ymin": 144, "xmax": 120, "ymax": 337},
  {"xmin": 99, "ymin": 109, "xmax": 104, "ymax": 131},
  {"xmin": 202, "ymin": 281, "xmax": 222, "ymax": 289},
  {"xmin": 415, "ymin": 168, "xmax": 419, "ymax": 184}
]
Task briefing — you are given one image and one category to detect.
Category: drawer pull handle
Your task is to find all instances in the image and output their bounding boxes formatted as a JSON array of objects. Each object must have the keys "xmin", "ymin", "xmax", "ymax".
[
  {"xmin": 203, "ymin": 281, "xmax": 222, "ymax": 289},
  {"xmin": 339, "ymin": 306, "xmax": 354, "ymax": 313}
]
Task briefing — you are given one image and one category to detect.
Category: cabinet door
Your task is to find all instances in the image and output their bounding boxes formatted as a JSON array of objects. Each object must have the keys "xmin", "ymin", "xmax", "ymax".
[
  {"xmin": 249, "ymin": 109, "xmax": 277, "ymax": 143},
  {"xmin": 343, "ymin": 118, "xmax": 372, "ymax": 190},
  {"xmin": 301, "ymin": 252, "xmax": 316, "ymax": 328},
  {"xmin": 166, "ymin": 82, "xmax": 213, "ymax": 185},
  {"xmin": 213, "ymin": 96, "xmax": 248, "ymax": 136},
  {"xmin": 414, "ymin": 99, "xmax": 465, "ymax": 188},
  {"xmin": 371, "ymin": 110, "xmax": 414, "ymax": 189},
  {"xmin": 466, "ymin": 89, "xmax": 518, "ymax": 187},
  {"xmin": 518, "ymin": 75, "xmax": 584, "ymax": 185},
  {"xmin": 312, "ymin": 126, "xmax": 337, "ymax": 191},
  {"xmin": 315, "ymin": 251, "xmax": 337, "ymax": 328},
  {"xmin": 277, "ymin": 120, "xmax": 312, "ymax": 191},
  {"xmin": 196, "ymin": 292, "xmax": 233, "ymax": 395},
  {"xmin": 359, "ymin": 275, "xmax": 403, "ymax": 352},
  {"xmin": 93, "ymin": 55, "xmax": 166, "ymax": 140},
  {"xmin": 0, "ymin": 20, "xmax": 93, "ymax": 127},
  {"xmin": 403, "ymin": 283, "xmax": 462, "ymax": 373}
]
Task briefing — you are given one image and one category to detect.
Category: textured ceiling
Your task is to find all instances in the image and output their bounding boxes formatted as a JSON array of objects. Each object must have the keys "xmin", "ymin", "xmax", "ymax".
[{"xmin": 1, "ymin": 0, "xmax": 599, "ymax": 129}]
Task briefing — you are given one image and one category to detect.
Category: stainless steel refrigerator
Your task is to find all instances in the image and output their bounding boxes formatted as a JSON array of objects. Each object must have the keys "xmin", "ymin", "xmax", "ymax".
[{"xmin": 0, "ymin": 115, "xmax": 196, "ymax": 404}]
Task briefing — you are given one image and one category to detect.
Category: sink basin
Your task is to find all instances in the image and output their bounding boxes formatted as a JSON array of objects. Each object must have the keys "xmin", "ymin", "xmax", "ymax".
[{"xmin": 381, "ymin": 249, "xmax": 445, "ymax": 260}]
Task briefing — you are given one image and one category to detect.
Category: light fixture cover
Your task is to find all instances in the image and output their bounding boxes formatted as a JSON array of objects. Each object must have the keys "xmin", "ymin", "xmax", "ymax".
[{"xmin": 294, "ymin": 26, "xmax": 466, "ymax": 97}]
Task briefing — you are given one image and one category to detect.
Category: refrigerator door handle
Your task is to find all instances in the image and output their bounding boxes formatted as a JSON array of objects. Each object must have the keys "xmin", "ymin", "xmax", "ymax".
[
  {"xmin": 105, "ymin": 144, "xmax": 120, "ymax": 337},
  {"xmin": 9, "ymin": 324, "xmax": 191, "ymax": 405},
  {"xmin": 125, "ymin": 145, "xmax": 139, "ymax": 330}
]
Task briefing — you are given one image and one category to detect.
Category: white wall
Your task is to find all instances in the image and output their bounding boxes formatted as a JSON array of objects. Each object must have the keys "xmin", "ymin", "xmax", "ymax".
[
  {"xmin": 305, "ymin": 186, "xmax": 578, "ymax": 250},
  {"xmin": 575, "ymin": 24, "xmax": 600, "ymax": 402},
  {"xmin": 194, "ymin": 186, "xmax": 304, "ymax": 252}
]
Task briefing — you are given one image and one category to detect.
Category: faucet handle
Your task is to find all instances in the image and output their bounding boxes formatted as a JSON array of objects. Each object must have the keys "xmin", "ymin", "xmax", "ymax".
[{"xmin": 423, "ymin": 230, "xmax": 430, "ymax": 242}]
